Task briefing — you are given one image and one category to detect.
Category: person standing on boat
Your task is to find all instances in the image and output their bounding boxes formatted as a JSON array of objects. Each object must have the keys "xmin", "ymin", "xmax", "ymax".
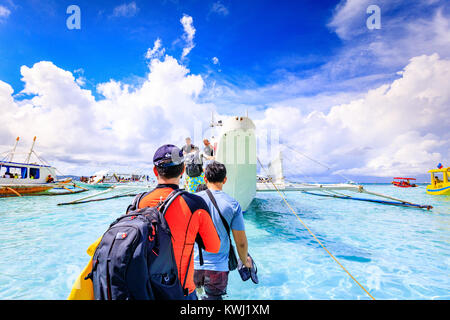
[
  {"xmin": 201, "ymin": 139, "xmax": 215, "ymax": 168},
  {"xmin": 193, "ymin": 161, "xmax": 253, "ymax": 300},
  {"xmin": 181, "ymin": 137, "xmax": 198, "ymax": 155},
  {"xmin": 202, "ymin": 139, "xmax": 214, "ymax": 158}
]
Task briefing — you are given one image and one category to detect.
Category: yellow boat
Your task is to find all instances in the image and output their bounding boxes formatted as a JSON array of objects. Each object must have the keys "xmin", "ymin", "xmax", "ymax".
[{"xmin": 426, "ymin": 165, "xmax": 450, "ymax": 195}]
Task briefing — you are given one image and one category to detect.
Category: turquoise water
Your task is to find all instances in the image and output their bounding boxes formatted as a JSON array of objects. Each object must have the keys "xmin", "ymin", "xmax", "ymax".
[{"xmin": 0, "ymin": 184, "xmax": 449, "ymax": 300}]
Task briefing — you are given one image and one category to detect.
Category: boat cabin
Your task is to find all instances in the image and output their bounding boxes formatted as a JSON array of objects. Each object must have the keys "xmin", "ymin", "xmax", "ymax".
[
  {"xmin": 0, "ymin": 161, "xmax": 57, "ymax": 184},
  {"xmin": 429, "ymin": 168, "xmax": 449, "ymax": 187},
  {"xmin": 426, "ymin": 166, "xmax": 450, "ymax": 195}
]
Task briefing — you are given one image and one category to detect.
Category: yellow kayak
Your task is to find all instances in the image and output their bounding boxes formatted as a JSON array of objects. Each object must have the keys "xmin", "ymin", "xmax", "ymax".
[{"xmin": 67, "ymin": 237, "xmax": 102, "ymax": 300}]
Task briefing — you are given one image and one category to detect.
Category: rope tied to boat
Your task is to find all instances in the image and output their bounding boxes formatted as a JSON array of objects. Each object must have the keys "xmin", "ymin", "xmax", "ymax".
[{"xmin": 257, "ymin": 157, "xmax": 376, "ymax": 300}]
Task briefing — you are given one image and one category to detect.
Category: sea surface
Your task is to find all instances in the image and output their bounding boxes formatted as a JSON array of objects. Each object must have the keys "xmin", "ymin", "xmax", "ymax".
[{"xmin": 0, "ymin": 184, "xmax": 449, "ymax": 300}]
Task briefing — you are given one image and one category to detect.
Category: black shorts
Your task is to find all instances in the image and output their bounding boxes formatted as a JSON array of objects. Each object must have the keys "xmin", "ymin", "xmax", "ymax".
[{"xmin": 194, "ymin": 270, "xmax": 229, "ymax": 300}]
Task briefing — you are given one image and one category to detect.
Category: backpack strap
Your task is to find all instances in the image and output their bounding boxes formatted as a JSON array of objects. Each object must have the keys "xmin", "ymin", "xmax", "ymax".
[
  {"xmin": 126, "ymin": 191, "xmax": 151, "ymax": 213},
  {"xmin": 129, "ymin": 187, "xmax": 203, "ymax": 293},
  {"xmin": 205, "ymin": 189, "xmax": 239, "ymax": 271},
  {"xmin": 158, "ymin": 189, "xmax": 186, "ymax": 215},
  {"xmin": 158, "ymin": 188, "xmax": 199, "ymax": 294},
  {"xmin": 126, "ymin": 188, "xmax": 185, "ymax": 214},
  {"xmin": 205, "ymin": 189, "xmax": 232, "ymax": 237},
  {"xmin": 205, "ymin": 189, "xmax": 234, "ymax": 257}
]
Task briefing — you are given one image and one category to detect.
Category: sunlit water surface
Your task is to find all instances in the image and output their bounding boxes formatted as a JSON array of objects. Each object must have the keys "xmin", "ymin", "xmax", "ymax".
[{"xmin": 0, "ymin": 184, "xmax": 449, "ymax": 300}]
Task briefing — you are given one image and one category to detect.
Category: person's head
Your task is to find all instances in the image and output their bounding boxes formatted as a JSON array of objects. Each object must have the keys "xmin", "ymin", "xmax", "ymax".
[
  {"xmin": 203, "ymin": 139, "xmax": 210, "ymax": 146},
  {"xmin": 185, "ymin": 137, "xmax": 191, "ymax": 145},
  {"xmin": 153, "ymin": 144, "xmax": 185, "ymax": 183},
  {"xmin": 204, "ymin": 161, "xmax": 227, "ymax": 189}
]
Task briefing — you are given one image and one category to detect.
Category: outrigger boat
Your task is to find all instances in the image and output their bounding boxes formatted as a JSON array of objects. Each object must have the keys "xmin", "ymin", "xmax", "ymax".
[
  {"xmin": 0, "ymin": 137, "xmax": 87, "ymax": 197},
  {"xmin": 80, "ymin": 170, "xmax": 155, "ymax": 189},
  {"xmin": 209, "ymin": 114, "xmax": 433, "ymax": 211},
  {"xmin": 426, "ymin": 164, "xmax": 450, "ymax": 195},
  {"xmin": 391, "ymin": 177, "xmax": 417, "ymax": 188},
  {"xmin": 62, "ymin": 114, "xmax": 433, "ymax": 210}
]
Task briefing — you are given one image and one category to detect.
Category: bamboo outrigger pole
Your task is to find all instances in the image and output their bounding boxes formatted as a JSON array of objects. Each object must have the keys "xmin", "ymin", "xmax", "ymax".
[
  {"xmin": 6, "ymin": 187, "xmax": 22, "ymax": 197},
  {"xmin": 7, "ymin": 137, "xmax": 20, "ymax": 162},
  {"xmin": 57, "ymin": 186, "xmax": 116, "ymax": 206},
  {"xmin": 26, "ymin": 136, "xmax": 37, "ymax": 164}
]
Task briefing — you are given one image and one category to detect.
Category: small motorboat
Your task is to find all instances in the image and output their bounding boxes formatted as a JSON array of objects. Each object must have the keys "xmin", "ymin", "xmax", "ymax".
[
  {"xmin": 391, "ymin": 177, "xmax": 417, "ymax": 188},
  {"xmin": 426, "ymin": 163, "xmax": 450, "ymax": 195}
]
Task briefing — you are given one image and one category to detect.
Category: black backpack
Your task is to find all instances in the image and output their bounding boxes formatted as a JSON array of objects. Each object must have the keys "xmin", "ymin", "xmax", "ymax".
[
  {"xmin": 186, "ymin": 163, "xmax": 203, "ymax": 178},
  {"xmin": 87, "ymin": 190, "xmax": 190, "ymax": 300},
  {"xmin": 185, "ymin": 152, "xmax": 203, "ymax": 178}
]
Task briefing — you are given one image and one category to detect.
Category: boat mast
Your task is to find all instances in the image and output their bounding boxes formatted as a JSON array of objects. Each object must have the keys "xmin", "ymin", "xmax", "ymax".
[
  {"xmin": 26, "ymin": 136, "xmax": 37, "ymax": 164},
  {"xmin": 8, "ymin": 137, "xmax": 20, "ymax": 162}
]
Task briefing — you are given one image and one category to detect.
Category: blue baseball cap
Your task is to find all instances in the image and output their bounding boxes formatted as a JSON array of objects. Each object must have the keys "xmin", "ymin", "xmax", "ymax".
[{"xmin": 153, "ymin": 144, "xmax": 184, "ymax": 167}]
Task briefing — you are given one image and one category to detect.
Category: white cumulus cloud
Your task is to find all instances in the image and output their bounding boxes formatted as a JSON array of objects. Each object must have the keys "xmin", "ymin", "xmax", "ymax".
[
  {"xmin": 145, "ymin": 38, "xmax": 165, "ymax": 61},
  {"xmin": 1, "ymin": 54, "xmax": 448, "ymax": 179},
  {"xmin": 0, "ymin": 56, "xmax": 214, "ymax": 175},
  {"xmin": 255, "ymin": 54, "xmax": 450, "ymax": 179},
  {"xmin": 180, "ymin": 14, "xmax": 196, "ymax": 59}
]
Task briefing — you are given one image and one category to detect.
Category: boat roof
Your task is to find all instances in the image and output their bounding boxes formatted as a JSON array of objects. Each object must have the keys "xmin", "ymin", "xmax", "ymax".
[
  {"xmin": 428, "ymin": 167, "xmax": 449, "ymax": 173},
  {"xmin": 393, "ymin": 177, "xmax": 416, "ymax": 180},
  {"xmin": 0, "ymin": 160, "xmax": 52, "ymax": 168}
]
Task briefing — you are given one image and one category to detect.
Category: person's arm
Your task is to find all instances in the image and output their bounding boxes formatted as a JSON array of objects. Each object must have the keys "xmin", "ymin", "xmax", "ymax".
[
  {"xmin": 230, "ymin": 201, "xmax": 252, "ymax": 268},
  {"xmin": 232, "ymin": 230, "xmax": 251, "ymax": 268}
]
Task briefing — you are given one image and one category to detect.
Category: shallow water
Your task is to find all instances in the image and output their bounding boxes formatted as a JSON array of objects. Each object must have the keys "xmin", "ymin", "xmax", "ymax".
[{"xmin": 0, "ymin": 184, "xmax": 449, "ymax": 300}]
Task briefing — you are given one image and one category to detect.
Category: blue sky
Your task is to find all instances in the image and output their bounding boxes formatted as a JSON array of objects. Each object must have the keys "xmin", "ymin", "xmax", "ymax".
[
  {"xmin": 0, "ymin": 0, "xmax": 342, "ymax": 94},
  {"xmin": 0, "ymin": 0, "xmax": 449, "ymax": 181}
]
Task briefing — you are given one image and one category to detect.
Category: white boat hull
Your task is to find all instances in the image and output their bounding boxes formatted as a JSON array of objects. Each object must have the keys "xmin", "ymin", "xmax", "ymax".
[{"xmin": 215, "ymin": 116, "xmax": 257, "ymax": 211}]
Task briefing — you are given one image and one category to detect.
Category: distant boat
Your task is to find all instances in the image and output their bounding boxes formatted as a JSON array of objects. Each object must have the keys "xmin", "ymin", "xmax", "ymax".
[
  {"xmin": 426, "ymin": 164, "xmax": 450, "ymax": 195},
  {"xmin": 391, "ymin": 177, "xmax": 417, "ymax": 188},
  {"xmin": 0, "ymin": 137, "xmax": 86, "ymax": 197},
  {"xmin": 80, "ymin": 170, "xmax": 155, "ymax": 189}
]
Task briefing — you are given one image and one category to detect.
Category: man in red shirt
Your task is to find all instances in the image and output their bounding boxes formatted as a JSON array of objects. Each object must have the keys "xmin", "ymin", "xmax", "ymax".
[{"xmin": 137, "ymin": 144, "xmax": 220, "ymax": 300}]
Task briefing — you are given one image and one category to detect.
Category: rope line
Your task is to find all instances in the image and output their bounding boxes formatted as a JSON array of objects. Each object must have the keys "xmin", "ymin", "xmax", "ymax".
[
  {"xmin": 257, "ymin": 157, "xmax": 375, "ymax": 300},
  {"xmin": 282, "ymin": 144, "xmax": 356, "ymax": 184}
]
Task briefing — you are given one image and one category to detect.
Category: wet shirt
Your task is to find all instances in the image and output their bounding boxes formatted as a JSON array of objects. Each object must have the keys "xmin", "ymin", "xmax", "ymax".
[
  {"xmin": 194, "ymin": 189, "xmax": 245, "ymax": 272},
  {"xmin": 203, "ymin": 144, "xmax": 214, "ymax": 157},
  {"xmin": 138, "ymin": 184, "xmax": 220, "ymax": 294},
  {"xmin": 182, "ymin": 144, "xmax": 197, "ymax": 154}
]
